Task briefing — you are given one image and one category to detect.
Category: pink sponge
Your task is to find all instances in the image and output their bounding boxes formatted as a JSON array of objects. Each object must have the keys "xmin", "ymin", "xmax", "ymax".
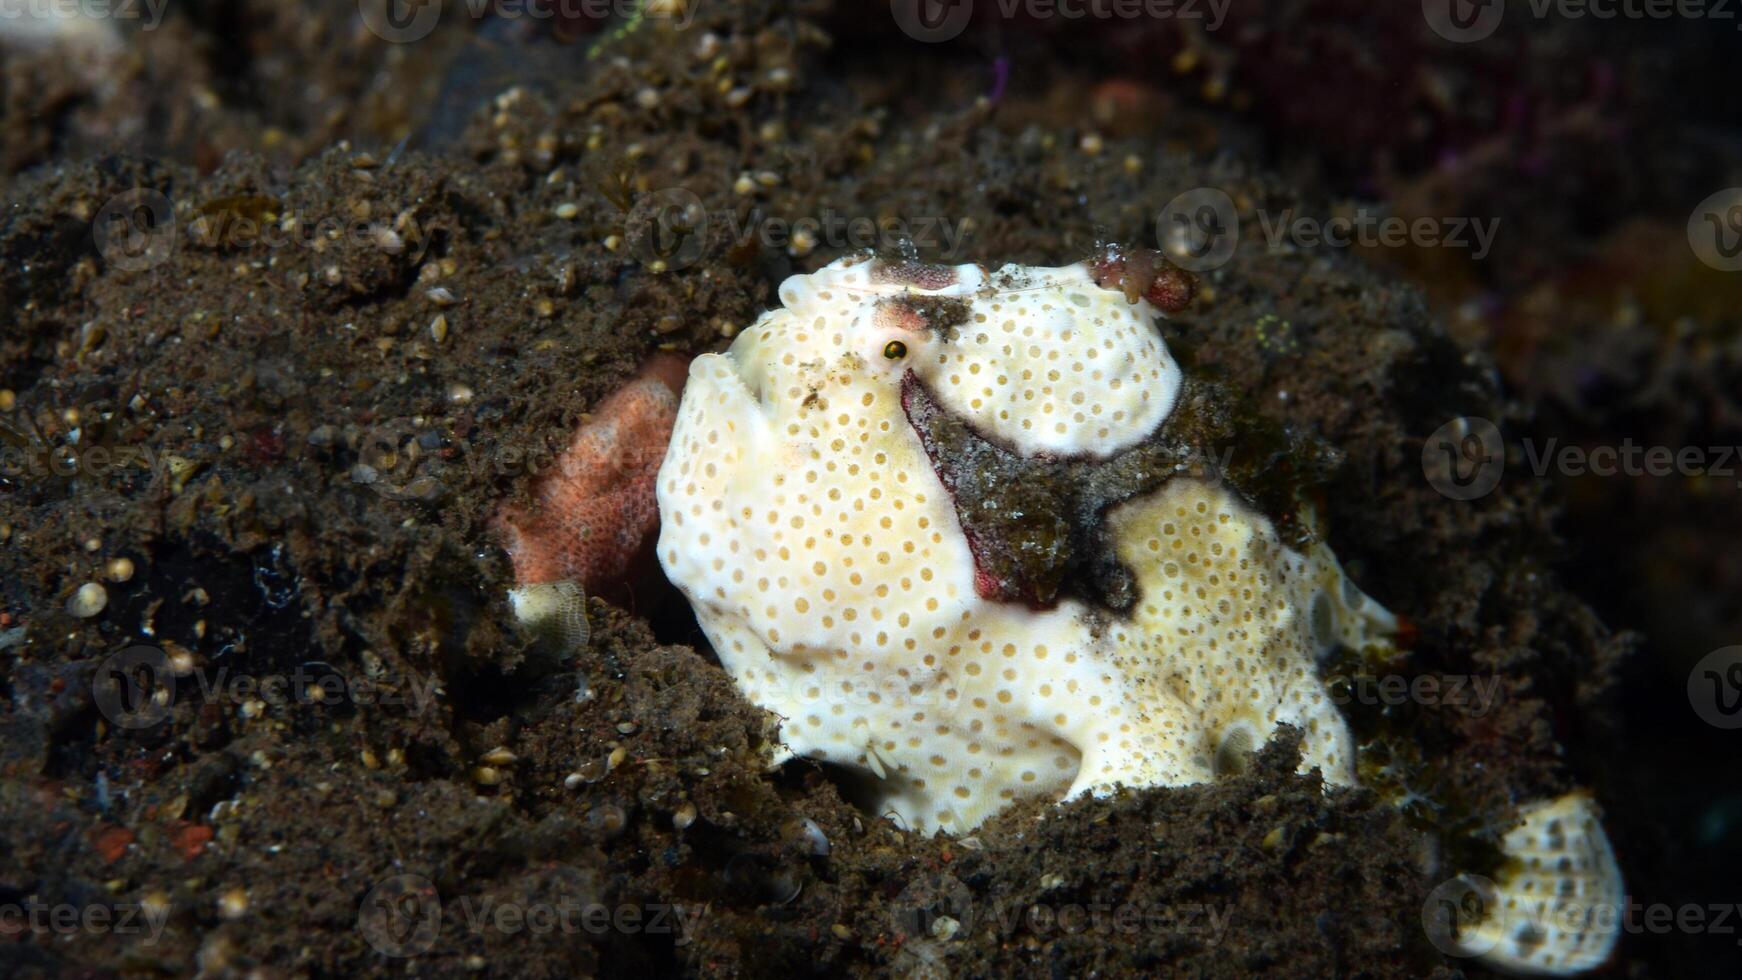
[{"xmin": 493, "ymin": 354, "xmax": 688, "ymax": 597}]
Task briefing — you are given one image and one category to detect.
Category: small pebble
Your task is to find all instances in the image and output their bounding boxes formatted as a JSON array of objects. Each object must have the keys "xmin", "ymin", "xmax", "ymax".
[
  {"xmin": 797, "ymin": 817, "xmax": 830, "ymax": 857},
  {"xmin": 167, "ymin": 646, "xmax": 197, "ymax": 677},
  {"xmin": 68, "ymin": 582, "xmax": 107, "ymax": 618},
  {"xmin": 554, "ymin": 203, "xmax": 579, "ymax": 220},
  {"xmin": 588, "ymin": 804, "xmax": 627, "ymax": 839},
  {"xmin": 217, "ymin": 888, "xmax": 248, "ymax": 920}
]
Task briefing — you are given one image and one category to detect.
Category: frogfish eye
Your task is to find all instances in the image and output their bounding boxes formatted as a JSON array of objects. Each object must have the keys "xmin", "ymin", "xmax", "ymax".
[{"xmin": 883, "ymin": 340, "xmax": 908, "ymax": 360}]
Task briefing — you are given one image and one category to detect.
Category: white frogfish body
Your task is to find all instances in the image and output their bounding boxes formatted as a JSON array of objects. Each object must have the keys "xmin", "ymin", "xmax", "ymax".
[{"xmin": 655, "ymin": 254, "xmax": 1621, "ymax": 976}]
